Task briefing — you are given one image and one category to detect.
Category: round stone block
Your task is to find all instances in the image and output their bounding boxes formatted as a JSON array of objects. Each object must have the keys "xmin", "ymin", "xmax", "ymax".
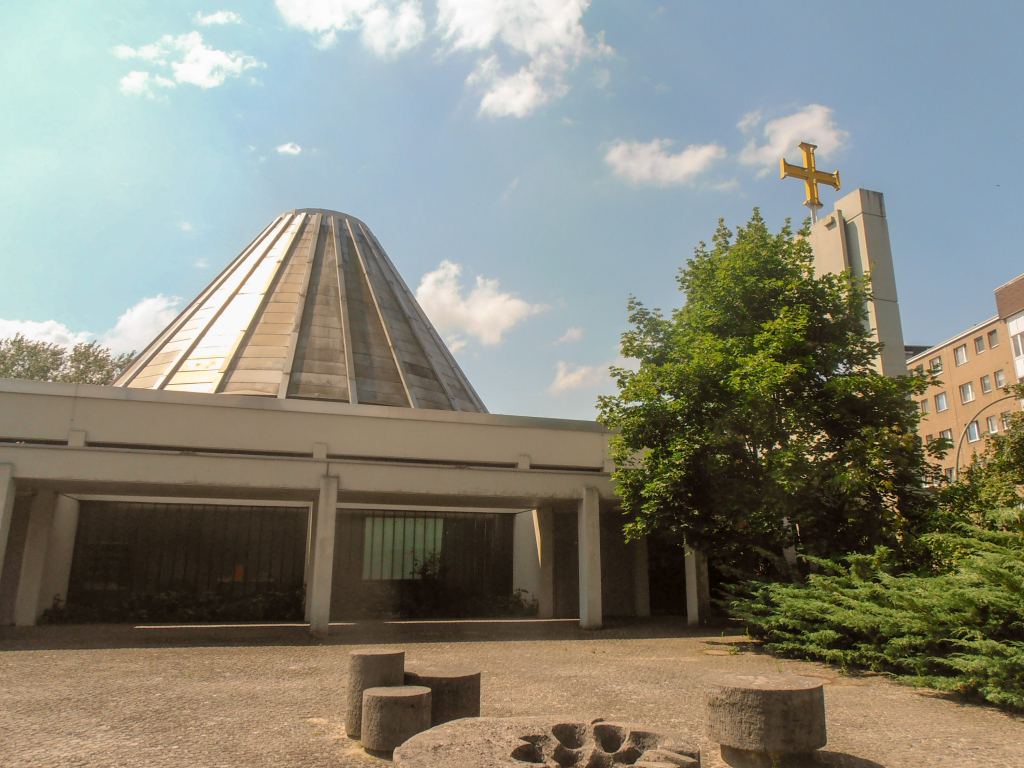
[
  {"xmin": 361, "ymin": 685, "xmax": 432, "ymax": 753},
  {"xmin": 345, "ymin": 648, "xmax": 405, "ymax": 739},
  {"xmin": 404, "ymin": 665, "xmax": 481, "ymax": 726},
  {"xmin": 704, "ymin": 674, "xmax": 826, "ymax": 756}
]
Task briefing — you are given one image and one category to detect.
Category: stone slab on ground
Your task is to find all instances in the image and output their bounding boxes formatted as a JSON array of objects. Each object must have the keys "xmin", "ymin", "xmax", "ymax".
[
  {"xmin": 393, "ymin": 716, "xmax": 700, "ymax": 768},
  {"xmin": 0, "ymin": 619, "xmax": 1021, "ymax": 767}
]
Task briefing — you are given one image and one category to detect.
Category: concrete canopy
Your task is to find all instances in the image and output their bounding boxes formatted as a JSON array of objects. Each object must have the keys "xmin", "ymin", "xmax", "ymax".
[{"xmin": 115, "ymin": 209, "xmax": 485, "ymax": 412}]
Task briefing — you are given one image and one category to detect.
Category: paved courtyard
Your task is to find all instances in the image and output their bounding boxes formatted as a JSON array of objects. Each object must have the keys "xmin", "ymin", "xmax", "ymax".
[{"xmin": 1, "ymin": 618, "xmax": 1021, "ymax": 767}]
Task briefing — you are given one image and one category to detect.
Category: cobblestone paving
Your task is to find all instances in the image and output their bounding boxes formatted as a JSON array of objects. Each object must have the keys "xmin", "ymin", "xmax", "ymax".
[{"xmin": 1, "ymin": 619, "xmax": 1021, "ymax": 767}]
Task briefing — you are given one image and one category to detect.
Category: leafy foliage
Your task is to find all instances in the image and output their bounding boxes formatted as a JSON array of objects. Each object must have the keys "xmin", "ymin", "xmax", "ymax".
[
  {"xmin": 729, "ymin": 527, "xmax": 1024, "ymax": 709},
  {"xmin": 0, "ymin": 334, "xmax": 134, "ymax": 385},
  {"xmin": 730, "ymin": 383, "xmax": 1024, "ymax": 709},
  {"xmin": 41, "ymin": 588, "xmax": 306, "ymax": 624},
  {"xmin": 598, "ymin": 211, "xmax": 942, "ymax": 566}
]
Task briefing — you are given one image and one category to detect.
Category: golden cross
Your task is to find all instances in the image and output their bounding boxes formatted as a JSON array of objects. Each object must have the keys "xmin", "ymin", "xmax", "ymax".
[{"xmin": 780, "ymin": 142, "xmax": 840, "ymax": 218}]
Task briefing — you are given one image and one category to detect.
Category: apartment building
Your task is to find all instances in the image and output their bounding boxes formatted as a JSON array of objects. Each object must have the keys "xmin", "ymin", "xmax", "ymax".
[{"xmin": 909, "ymin": 273, "xmax": 1024, "ymax": 478}]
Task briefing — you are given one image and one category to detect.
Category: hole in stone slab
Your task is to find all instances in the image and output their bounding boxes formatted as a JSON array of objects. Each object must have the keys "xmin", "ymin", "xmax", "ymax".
[
  {"xmin": 553, "ymin": 743, "xmax": 581, "ymax": 767},
  {"xmin": 593, "ymin": 724, "xmax": 626, "ymax": 754},
  {"xmin": 611, "ymin": 746, "xmax": 643, "ymax": 764},
  {"xmin": 624, "ymin": 730, "xmax": 661, "ymax": 754},
  {"xmin": 551, "ymin": 723, "xmax": 588, "ymax": 750},
  {"xmin": 511, "ymin": 743, "xmax": 546, "ymax": 764},
  {"xmin": 579, "ymin": 748, "xmax": 615, "ymax": 768}
]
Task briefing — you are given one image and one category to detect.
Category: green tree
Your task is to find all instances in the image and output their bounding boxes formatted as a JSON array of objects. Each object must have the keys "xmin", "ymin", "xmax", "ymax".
[
  {"xmin": 598, "ymin": 211, "xmax": 943, "ymax": 568},
  {"xmin": 942, "ymin": 382, "xmax": 1024, "ymax": 531},
  {"xmin": 0, "ymin": 334, "xmax": 134, "ymax": 385}
]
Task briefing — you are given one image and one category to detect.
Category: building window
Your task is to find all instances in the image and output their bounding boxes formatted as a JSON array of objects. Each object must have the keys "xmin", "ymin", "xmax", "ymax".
[
  {"xmin": 981, "ymin": 374, "xmax": 992, "ymax": 393},
  {"xmin": 1013, "ymin": 332, "xmax": 1024, "ymax": 359},
  {"xmin": 987, "ymin": 415, "xmax": 999, "ymax": 434},
  {"xmin": 929, "ymin": 356, "xmax": 943, "ymax": 373},
  {"xmin": 935, "ymin": 392, "xmax": 949, "ymax": 412},
  {"xmin": 1003, "ymin": 412, "xmax": 1013, "ymax": 431},
  {"xmin": 954, "ymin": 344, "xmax": 969, "ymax": 365},
  {"xmin": 959, "ymin": 381, "xmax": 975, "ymax": 404},
  {"xmin": 920, "ymin": 398, "xmax": 930, "ymax": 415},
  {"xmin": 967, "ymin": 421, "xmax": 981, "ymax": 442},
  {"xmin": 995, "ymin": 369, "xmax": 1006, "ymax": 388},
  {"xmin": 974, "ymin": 336, "xmax": 986, "ymax": 354},
  {"xmin": 944, "ymin": 467, "xmax": 956, "ymax": 482},
  {"xmin": 362, "ymin": 516, "xmax": 444, "ymax": 581},
  {"xmin": 988, "ymin": 329, "xmax": 999, "ymax": 348},
  {"xmin": 940, "ymin": 429, "xmax": 953, "ymax": 441}
]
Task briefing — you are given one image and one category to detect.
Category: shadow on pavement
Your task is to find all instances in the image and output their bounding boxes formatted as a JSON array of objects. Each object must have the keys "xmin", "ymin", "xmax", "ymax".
[{"xmin": 0, "ymin": 615, "xmax": 743, "ymax": 651}]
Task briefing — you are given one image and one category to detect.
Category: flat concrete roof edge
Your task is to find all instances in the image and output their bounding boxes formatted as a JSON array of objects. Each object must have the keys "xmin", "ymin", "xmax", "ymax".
[{"xmin": 0, "ymin": 378, "xmax": 611, "ymax": 434}]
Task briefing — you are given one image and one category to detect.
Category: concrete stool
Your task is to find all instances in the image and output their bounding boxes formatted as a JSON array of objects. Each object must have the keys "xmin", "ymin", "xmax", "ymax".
[
  {"xmin": 346, "ymin": 649, "xmax": 405, "ymax": 739},
  {"xmin": 705, "ymin": 673, "xmax": 826, "ymax": 768},
  {"xmin": 405, "ymin": 665, "xmax": 481, "ymax": 726},
  {"xmin": 361, "ymin": 686, "xmax": 432, "ymax": 752}
]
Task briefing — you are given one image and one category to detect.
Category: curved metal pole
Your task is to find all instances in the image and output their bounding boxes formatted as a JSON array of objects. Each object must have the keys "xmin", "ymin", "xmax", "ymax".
[{"xmin": 953, "ymin": 392, "xmax": 1020, "ymax": 472}]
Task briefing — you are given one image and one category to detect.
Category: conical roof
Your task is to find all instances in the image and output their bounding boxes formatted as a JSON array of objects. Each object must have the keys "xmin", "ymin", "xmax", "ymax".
[{"xmin": 115, "ymin": 209, "xmax": 486, "ymax": 412}]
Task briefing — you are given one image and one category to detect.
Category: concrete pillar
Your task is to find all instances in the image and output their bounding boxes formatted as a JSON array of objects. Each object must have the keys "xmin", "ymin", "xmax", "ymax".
[
  {"xmin": 513, "ymin": 508, "xmax": 555, "ymax": 618},
  {"xmin": 535, "ymin": 508, "xmax": 554, "ymax": 619},
  {"xmin": 633, "ymin": 537, "xmax": 651, "ymax": 618},
  {"xmin": 685, "ymin": 544, "xmax": 711, "ymax": 627},
  {"xmin": 577, "ymin": 487, "xmax": 602, "ymax": 630},
  {"xmin": 309, "ymin": 475, "xmax": 338, "ymax": 637},
  {"xmin": 303, "ymin": 501, "xmax": 318, "ymax": 623},
  {"xmin": 14, "ymin": 490, "xmax": 57, "ymax": 626},
  {"xmin": 512, "ymin": 510, "xmax": 539, "ymax": 605},
  {"xmin": 0, "ymin": 465, "xmax": 16, "ymax": 582},
  {"xmin": 37, "ymin": 495, "xmax": 80, "ymax": 613}
]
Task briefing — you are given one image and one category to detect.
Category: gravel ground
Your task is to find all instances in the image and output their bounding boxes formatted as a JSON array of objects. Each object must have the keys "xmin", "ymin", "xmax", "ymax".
[{"xmin": 1, "ymin": 618, "xmax": 1021, "ymax": 767}]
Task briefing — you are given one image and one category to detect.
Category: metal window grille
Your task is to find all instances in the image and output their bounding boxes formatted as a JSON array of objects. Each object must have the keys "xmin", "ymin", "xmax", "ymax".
[{"xmin": 66, "ymin": 501, "xmax": 308, "ymax": 607}]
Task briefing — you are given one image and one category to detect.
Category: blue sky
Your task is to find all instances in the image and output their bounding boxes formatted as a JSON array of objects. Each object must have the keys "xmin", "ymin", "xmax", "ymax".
[{"xmin": 2, "ymin": 1, "xmax": 1022, "ymax": 419}]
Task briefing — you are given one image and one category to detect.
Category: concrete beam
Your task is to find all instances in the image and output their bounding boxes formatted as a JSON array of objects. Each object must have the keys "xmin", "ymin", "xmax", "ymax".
[
  {"xmin": 14, "ymin": 490, "xmax": 56, "ymax": 625},
  {"xmin": 578, "ymin": 487, "xmax": 602, "ymax": 630},
  {"xmin": 0, "ymin": 444, "xmax": 613, "ymax": 508},
  {"xmin": 309, "ymin": 475, "xmax": 338, "ymax": 637},
  {"xmin": 0, "ymin": 464, "xmax": 16, "ymax": 583}
]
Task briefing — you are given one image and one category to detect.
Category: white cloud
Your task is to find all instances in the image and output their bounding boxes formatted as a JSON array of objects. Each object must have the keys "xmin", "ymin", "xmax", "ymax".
[
  {"xmin": 120, "ymin": 71, "xmax": 153, "ymax": 96},
  {"xmin": 593, "ymin": 68, "xmax": 610, "ymax": 88},
  {"xmin": 546, "ymin": 360, "xmax": 607, "ymax": 395},
  {"xmin": 194, "ymin": 257, "xmax": 210, "ymax": 269},
  {"xmin": 114, "ymin": 32, "xmax": 262, "ymax": 92},
  {"xmin": 555, "ymin": 326, "xmax": 583, "ymax": 344},
  {"xmin": 415, "ymin": 259, "xmax": 546, "ymax": 346},
  {"xmin": 604, "ymin": 139, "xmax": 725, "ymax": 186},
  {"xmin": 276, "ymin": 0, "xmax": 426, "ymax": 55},
  {"xmin": 442, "ymin": 0, "xmax": 613, "ymax": 118},
  {"xmin": 178, "ymin": 221, "xmax": 194, "ymax": 232},
  {"xmin": 707, "ymin": 179, "xmax": 740, "ymax": 192},
  {"xmin": 737, "ymin": 109, "xmax": 761, "ymax": 133},
  {"xmin": 446, "ymin": 335, "xmax": 468, "ymax": 354},
  {"xmin": 0, "ymin": 319, "xmax": 91, "ymax": 347},
  {"xmin": 100, "ymin": 295, "xmax": 182, "ymax": 354},
  {"xmin": 500, "ymin": 176, "xmax": 519, "ymax": 201},
  {"xmin": 739, "ymin": 104, "xmax": 848, "ymax": 167},
  {"xmin": 195, "ymin": 10, "xmax": 243, "ymax": 25},
  {"xmin": 0, "ymin": 295, "xmax": 181, "ymax": 355},
  {"xmin": 277, "ymin": 142, "xmax": 302, "ymax": 155}
]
